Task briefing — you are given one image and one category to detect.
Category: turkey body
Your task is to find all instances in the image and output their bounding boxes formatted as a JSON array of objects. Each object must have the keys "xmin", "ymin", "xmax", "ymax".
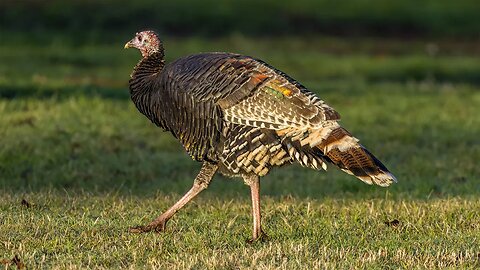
[
  {"xmin": 125, "ymin": 31, "xmax": 396, "ymax": 239},
  {"xmin": 129, "ymin": 52, "xmax": 395, "ymax": 186}
]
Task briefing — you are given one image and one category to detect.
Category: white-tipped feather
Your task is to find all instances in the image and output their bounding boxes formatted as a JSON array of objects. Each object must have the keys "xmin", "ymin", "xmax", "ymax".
[
  {"xmin": 311, "ymin": 158, "xmax": 318, "ymax": 169},
  {"xmin": 302, "ymin": 154, "xmax": 309, "ymax": 165},
  {"xmin": 308, "ymin": 122, "xmax": 340, "ymax": 147},
  {"xmin": 323, "ymin": 136, "xmax": 359, "ymax": 153},
  {"xmin": 247, "ymin": 146, "xmax": 264, "ymax": 161},
  {"xmin": 372, "ymin": 172, "xmax": 397, "ymax": 187},
  {"xmin": 321, "ymin": 162, "xmax": 328, "ymax": 171}
]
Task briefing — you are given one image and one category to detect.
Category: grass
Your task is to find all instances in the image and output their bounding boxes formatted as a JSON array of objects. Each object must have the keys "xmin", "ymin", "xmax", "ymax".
[
  {"xmin": 1, "ymin": 36, "xmax": 479, "ymax": 268},
  {"xmin": 1, "ymin": 193, "xmax": 479, "ymax": 269}
]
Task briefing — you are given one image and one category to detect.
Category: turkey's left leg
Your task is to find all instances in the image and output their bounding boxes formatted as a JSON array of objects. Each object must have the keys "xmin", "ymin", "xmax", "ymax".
[
  {"xmin": 130, "ymin": 162, "xmax": 218, "ymax": 233},
  {"xmin": 244, "ymin": 174, "xmax": 267, "ymax": 242}
]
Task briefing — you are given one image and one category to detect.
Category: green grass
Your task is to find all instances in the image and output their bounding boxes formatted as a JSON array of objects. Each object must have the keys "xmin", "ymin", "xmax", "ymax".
[
  {"xmin": 1, "ymin": 193, "xmax": 479, "ymax": 269},
  {"xmin": 1, "ymin": 37, "xmax": 479, "ymax": 269}
]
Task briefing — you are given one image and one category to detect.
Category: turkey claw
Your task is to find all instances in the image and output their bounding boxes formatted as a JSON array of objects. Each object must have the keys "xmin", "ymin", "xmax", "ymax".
[
  {"xmin": 246, "ymin": 231, "xmax": 269, "ymax": 244},
  {"xmin": 129, "ymin": 221, "xmax": 167, "ymax": 233}
]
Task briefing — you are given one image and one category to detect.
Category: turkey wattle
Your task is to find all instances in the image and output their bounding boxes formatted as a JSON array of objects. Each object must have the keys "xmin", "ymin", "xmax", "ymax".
[{"xmin": 124, "ymin": 30, "xmax": 396, "ymax": 241}]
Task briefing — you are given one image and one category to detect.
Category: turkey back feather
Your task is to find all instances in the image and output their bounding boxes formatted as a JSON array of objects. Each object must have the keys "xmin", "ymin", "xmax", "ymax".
[{"xmin": 128, "ymin": 51, "xmax": 396, "ymax": 186}]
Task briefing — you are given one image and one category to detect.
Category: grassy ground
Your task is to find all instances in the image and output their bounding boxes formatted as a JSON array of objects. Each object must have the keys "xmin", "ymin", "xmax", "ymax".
[{"xmin": 1, "ymin": 37, "xmax": 479, "ymax": 268}]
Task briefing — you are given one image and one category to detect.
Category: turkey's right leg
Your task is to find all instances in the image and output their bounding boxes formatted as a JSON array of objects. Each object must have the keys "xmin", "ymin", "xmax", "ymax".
[
  {"xmin": 129, "ymin": 162, "xmax": 218, "ymax": 233},
  {"xmin": 244, "ymin": 174, "xmax": 267, "ymax": 242}
]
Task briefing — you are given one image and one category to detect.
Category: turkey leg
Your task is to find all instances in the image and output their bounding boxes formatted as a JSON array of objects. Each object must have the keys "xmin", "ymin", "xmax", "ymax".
[
  {"xmin": 244, "ymin": 174, "xmax": 267, "ymax": 242},
  {"xmin": 130, "ymin": 162, "xmax": 218, "ymax": 233}
]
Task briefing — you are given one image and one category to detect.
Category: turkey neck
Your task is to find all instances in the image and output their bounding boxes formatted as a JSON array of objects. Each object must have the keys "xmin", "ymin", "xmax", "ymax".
[
  {"xmin": 129, "ymin": 51, "xmax": 169, "ymax": 130},
  {"xmin": 130, "ymin": 51, "xmax": 165, "ymax": 83}
]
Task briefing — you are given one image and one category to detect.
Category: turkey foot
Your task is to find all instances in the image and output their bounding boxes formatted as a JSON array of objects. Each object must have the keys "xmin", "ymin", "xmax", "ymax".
[
  {"xmin": 129, "ymin": 219, "xmax": 168, "ymax": 233},
  {"xmin": 128, "ymin": 163, "xmax": 217, "ymax": 234},
  {"xmin": 247, "ymin": 229, "xmax": 269, "ymax": 244}
]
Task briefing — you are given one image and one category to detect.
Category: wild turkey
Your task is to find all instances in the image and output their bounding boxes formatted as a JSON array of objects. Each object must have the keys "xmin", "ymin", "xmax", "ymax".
[{"xmin": 124, "ymin": 30, "xmax": 396, "ymax": 241}]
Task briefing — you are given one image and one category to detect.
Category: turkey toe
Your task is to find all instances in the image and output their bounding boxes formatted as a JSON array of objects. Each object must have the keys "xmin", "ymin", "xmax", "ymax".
[{"xmin": 129, "ymin": 221, "xmax": 167, "ymax": 233}]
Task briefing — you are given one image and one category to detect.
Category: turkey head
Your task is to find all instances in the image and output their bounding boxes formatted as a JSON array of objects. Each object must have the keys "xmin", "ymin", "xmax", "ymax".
[{"xmin": 124, "ymin": 30, "xmax": 162, "ymax": 58}]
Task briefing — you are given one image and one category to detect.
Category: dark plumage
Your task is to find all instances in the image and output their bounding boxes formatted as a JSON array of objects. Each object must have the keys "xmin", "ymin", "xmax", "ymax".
[{"xmin": 124, "ymin": 30, "xmax": 396, "ymax": 241}]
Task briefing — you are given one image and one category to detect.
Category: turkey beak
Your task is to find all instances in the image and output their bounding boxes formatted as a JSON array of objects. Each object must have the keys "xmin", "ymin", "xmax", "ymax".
[{"xmin": 124, "ymin": 40, "xmax": 134, "ymax": 49}]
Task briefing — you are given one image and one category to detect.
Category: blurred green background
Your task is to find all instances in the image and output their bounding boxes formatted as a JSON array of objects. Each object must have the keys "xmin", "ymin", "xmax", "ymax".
[{"xmin": 2, "ymin": 0, "xmax": 480, "ymax": 41}]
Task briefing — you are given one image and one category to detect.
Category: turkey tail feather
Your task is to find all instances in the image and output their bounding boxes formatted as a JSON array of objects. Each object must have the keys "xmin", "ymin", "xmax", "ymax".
[
  {"xmin": 284, "ymin": 124, "xmax": 397, "ymax": 187},
  {"xmin": 318, "ymin": 126, "xmax": 396, "ymax": 186}
]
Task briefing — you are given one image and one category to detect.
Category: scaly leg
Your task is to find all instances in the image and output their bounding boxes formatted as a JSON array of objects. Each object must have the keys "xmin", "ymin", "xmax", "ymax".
[
  {"xmin": 130, "ymin": 162, "xmax": 218, "ymax": 233},
  {"xmin": 244, "ymin": 174, "xmax": 267, "ymax": 242}
]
